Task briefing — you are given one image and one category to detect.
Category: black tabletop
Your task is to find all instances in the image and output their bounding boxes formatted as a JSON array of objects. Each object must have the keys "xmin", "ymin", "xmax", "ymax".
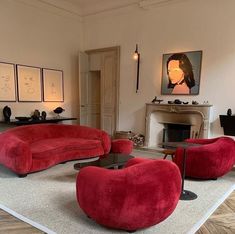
[{"xmin": 159, "ymin": 141, "xmax": 201, "ymax": 149}]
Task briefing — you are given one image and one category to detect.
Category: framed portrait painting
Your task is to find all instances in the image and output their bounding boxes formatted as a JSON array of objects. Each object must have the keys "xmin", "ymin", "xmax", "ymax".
[
  {"xmin": 0, "ymin": 62, "xmax": 16, "ymax": 102},
  {"xmin": 42, "ymin": 68, "xmax": 64, "ymax": 102},
  {"xmin": 161, "ymin": 50, "xmax": 202, "ymax": 95},
  {"xmin": 17, "ymin": 65, "xmax": 42, "ymax": 102}
]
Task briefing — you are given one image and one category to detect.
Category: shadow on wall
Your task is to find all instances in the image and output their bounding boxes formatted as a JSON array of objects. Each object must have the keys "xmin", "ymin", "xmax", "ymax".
[
  {"xmin": 210, "ymin": 118, "xmax": 224, "ymax": 137},
  {"xmin": 133, "ymin": 106, "xmax": 146, "ymax": 135}
]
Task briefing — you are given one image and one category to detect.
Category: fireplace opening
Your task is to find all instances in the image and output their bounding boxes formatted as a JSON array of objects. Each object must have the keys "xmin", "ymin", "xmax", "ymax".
[{"xmin": 163, "ymin": 123, "xmax": 191, "ymax": 143}]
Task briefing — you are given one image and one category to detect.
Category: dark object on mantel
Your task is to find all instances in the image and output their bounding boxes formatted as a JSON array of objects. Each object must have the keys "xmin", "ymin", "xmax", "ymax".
[
  {"xmin": 219, "ymin": 115, "xmax": 235, "ymax": 136},
  {"xmin": 3, "ymin": 106, "xmax": 11, "ymax": 122},
  {"xmin": 173, "ymin": 99, "xmax": 182, "ymax": 104},
  {"xmin": 151, "ymin": 96, "xmax": 163, "ymax": 104},
  {"xmin": 0, "ymin": 117, "xmax": 77, "ymax": 126},
  {"xmin": 192, "ymin": 101, "xmax": 199, "ymax": 105},
  {"xmin": 183, "ymin": 102, "xmax": 189, "ymax": 105},
  {"xmin": 227, "ymin": 109, "xmax": 232, "ymax": 116}
]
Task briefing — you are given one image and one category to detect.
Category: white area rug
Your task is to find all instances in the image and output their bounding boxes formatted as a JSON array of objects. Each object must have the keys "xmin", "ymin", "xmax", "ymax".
[{"xmin": 0, "ymin": 154, "xmax": 234, "ymax": 234}]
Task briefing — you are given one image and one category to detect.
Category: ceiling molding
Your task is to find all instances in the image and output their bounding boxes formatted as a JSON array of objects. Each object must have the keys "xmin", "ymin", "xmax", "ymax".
[
  {"xmin": 139, "ymin": 0, "xmax": 184, "ymax": 9},
  {"xmin": 18, "ymin": 0, "xmax": 187, "ymax": 19},
  {"xmin": 18, "ymin": 0, "xmax": 83, "ymax": 21},
  {"xmin": 38, "ymin": 0, "xmax": 82, "ymax": 16}
]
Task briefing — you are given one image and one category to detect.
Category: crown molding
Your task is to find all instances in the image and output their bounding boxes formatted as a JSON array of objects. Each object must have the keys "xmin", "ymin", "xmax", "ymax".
[
  {"xmin": 38, "ymin": 0, "xmax": 82, "ymax": 16},
  {"xmin": 18, "ymin": 0, "xmax": 83, "ymax": 22},
  {"xmin": 139, "ymin": 0, "xmax": 185, "ymax": 9},
  {"xmin": 17, "ymin": 0, "xmax": 187, "ymax": 20}
]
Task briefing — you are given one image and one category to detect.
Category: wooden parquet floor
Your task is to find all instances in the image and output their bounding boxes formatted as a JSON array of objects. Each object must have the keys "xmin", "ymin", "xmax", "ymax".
[
  {"xmin": 196, "ymin": 190, "xmax": 235, "ymax": 234},
  {"xmin": 0, "ymin": 209, "xmax": 44, "ymax": 234}
]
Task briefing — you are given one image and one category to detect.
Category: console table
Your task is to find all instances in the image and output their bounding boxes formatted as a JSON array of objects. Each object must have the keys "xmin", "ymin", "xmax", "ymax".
[{"xmin": 0, "ymin": 117, "xmax": 77, "ymax": 126}]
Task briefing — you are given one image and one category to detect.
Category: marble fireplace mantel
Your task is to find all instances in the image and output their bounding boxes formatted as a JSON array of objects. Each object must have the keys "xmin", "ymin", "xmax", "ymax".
[{"xmin": 145, "ymin": 103, "xmax": 212, "ymax": 147}]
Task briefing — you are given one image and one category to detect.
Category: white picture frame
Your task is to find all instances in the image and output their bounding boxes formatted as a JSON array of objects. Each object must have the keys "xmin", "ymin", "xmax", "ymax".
[
  {"xmin": 17, "ymin": 65, "xmax": 42, "ymax": 102},
  {"xmin": 0, "ymin": 62, "xmax": 16, "ymax": 102},
  {"xmin": 43, "ymin": 68, "xmax": 64, "ymax": 102}
]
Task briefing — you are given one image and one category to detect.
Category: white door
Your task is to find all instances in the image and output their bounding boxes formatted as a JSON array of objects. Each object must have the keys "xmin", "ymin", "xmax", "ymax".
[
  {"xmin": 100, "ymin": 50, "xmax": 117, "ymax": 135},
  {"xmin": 78, "ymin": 47, "xmax": 119, "ymax": 136}
]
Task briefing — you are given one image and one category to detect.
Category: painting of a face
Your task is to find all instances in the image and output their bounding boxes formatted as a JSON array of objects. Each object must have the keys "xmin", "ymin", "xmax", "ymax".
[
  {"xmin": 161, "ymin": 51, "xmax": 202, "ymax": 95},
  {"xmin": 168, "ymin": 60, "xmax": 184, "ymax": 84}
]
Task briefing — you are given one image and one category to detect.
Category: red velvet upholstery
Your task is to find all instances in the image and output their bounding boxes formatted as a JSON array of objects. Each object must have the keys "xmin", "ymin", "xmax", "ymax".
[
  {"xmin": 0, "ymin": 124, "xmax": 133, "ymax": 176},
  {"xmin": 111, "ymin": 139, "xmax": 133, "ymax": 154},
  {"xmin": 173, "ymin": 137, "xmax": 235, "ymax": 179},
  {"xmin": 76, "ymin": 158, "xmax": 181, "ymax": 231}
]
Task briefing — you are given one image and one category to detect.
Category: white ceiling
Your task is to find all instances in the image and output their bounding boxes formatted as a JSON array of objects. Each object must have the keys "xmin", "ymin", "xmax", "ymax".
[{"xmin": 38, "ymin": 0, "xmax": 175, "ymax": 17}]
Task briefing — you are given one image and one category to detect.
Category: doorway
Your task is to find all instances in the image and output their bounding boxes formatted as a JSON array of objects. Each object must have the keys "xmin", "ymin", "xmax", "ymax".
[{"xmin": 78, "ymin": 46, "xmax": 120, "ymax": 136}]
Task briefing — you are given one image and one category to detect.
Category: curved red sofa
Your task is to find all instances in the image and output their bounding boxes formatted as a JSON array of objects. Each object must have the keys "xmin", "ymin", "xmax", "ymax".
[
  {"xmin": 0, "ymin": 124, "xmax": 133, "ymax": 176},
  {"xmin": 76, "ymin": 158, "xmax": 181, "ymax": 232},
  {"xmin": 174, "ymin": 137, "xmax": 235, "ymax": 179}
]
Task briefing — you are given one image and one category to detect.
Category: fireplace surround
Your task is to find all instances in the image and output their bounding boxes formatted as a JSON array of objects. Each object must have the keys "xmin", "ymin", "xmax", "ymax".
[{"xmin": 145, "ymin": 103, "xmax": 212, "ymax": 147}]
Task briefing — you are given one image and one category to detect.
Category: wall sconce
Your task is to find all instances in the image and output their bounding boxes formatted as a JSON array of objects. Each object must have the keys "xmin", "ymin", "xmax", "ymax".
[{"xmin": 133, "ymin": 44, "xmax": 140, "ymax": 93}]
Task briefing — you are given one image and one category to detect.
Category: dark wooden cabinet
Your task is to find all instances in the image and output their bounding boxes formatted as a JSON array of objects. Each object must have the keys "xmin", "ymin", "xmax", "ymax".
[{"xmin": 219, "ymin": 115, "xmax": 235, "ymax": 136}]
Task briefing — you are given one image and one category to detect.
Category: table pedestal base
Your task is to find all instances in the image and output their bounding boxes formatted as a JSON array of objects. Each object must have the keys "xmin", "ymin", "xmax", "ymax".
[{"xmin": 180, "ymin": 190, "xmax": 197, "ymax": 200}]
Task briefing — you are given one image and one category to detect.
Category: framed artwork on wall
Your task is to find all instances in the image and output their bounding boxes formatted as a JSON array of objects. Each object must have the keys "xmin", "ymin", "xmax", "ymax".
[
  {"xmin": 42, "ymin": 68, "xmax": 64, "ymax": 102},
  {"xmin": 161, "ymin": 50, "xmax": 202, "ymax": 95},
  {"xmin": 16, "ymin": 65, "xmax": 42, "ymax": 102},
  {"xmin": 0, "ymin": 62, "xmax": 16, "ymax": 102}
]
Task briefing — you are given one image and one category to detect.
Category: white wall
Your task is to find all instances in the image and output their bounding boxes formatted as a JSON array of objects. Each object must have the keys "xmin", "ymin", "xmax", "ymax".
[
  {"xmin": 0, "ymin": 1, "xmax": 82, "ymax": 121},
  {"xmin": 83, "ymin": 0, "xmax": 235, "ymax": 137}
]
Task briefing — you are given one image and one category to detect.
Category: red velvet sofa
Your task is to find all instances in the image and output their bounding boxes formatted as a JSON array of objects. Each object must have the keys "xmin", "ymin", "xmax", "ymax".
[
  {"xmin": 0, "ymin": 124, "xmax": 133, "ymax": 177},
  {"xmin": 76, "ymin": 157, "xmax": 181, "ymax": 232},
  {"xmin": 174, "ymin": 137, "xmax": 235, "ymax": 179}
]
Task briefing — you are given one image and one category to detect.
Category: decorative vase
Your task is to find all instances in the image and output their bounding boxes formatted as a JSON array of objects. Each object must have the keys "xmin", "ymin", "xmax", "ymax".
[
  {"xmin": 227, "ymin": 109, "xmax": 232, "ymax": 116},
  {"xmin": 3, "ymin": 106, "xmax": 11, "ymax": 122}
]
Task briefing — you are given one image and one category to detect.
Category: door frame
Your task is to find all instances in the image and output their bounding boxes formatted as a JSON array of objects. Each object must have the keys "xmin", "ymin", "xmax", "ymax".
[{"xmin": 83, "ymin": 46, "xmax": 120, "ymax": 134}]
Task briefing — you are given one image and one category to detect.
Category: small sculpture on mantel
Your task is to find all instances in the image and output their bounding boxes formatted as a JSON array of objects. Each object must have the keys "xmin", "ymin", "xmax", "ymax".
[
  {"xmin": 173, "ymin": 99, "xmax": 182, "ymax": 104},
  {"xmin": 151, "ymin": 96, "xmax": 163, "ymax": 104}
]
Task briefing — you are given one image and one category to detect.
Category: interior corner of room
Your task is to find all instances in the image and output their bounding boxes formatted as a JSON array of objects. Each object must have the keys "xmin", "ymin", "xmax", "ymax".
[{"xmin": 0, "ymin": 0, "xmax": 235, "ymax": 233}]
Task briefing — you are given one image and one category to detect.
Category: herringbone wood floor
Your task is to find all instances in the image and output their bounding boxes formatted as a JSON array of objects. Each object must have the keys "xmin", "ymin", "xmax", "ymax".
[
  {"xmin": 0, "ymin": 209, "xmax": 44, "ymax": 234},
  {"xmin": 196, "ymin": 190, "xmax": 235, "ymax": 234}
]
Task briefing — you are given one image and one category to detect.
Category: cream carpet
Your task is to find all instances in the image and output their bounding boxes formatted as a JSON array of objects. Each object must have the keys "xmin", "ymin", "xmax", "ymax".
[{"xmin": 0, "ymin": 153, "xmax": 234, "ymax": 234}]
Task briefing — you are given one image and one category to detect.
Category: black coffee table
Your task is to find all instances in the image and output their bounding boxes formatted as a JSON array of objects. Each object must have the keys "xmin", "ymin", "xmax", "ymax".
[{"xmin": 74, "ymin": 153, "xmax": 134, "ymax": 170}]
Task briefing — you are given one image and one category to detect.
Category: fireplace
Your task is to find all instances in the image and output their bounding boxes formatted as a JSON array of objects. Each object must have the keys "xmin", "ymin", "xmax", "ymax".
[
  {"xmin": 145, "ymin": 103, "xmax": 212, "ymax": 147},
  {"xmin": 163, "ymin": 123, "xmax": 191, "ymax": 143}
]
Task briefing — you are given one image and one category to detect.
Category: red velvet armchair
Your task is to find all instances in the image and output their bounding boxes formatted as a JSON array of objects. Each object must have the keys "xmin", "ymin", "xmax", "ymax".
[
  {"xmin": 76, "ymin": 158, "xmax": 181, "ymax": 232},
  {"xmin": 174, "ymin": 137, "xmax": 235, "ymax": 179}
]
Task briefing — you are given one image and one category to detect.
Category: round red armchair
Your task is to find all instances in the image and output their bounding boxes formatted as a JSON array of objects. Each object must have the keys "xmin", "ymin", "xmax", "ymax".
[
  {"xmin": 76, "ymin": 158, "xmax": 181, "ymax": 232},
  {"xmin": 174, "ymin": 137, "xmax": 235, "ymax": 179}
]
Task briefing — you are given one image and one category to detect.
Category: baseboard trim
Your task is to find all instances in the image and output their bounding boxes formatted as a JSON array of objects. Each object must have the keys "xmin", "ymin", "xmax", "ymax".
[
  {"xmin": 187, "ymin": 184, "xmax": 235, "ymax": 234},
  {"xmin": 0, "ymin": 204, "xmax": 56, "ymax": 234}
]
